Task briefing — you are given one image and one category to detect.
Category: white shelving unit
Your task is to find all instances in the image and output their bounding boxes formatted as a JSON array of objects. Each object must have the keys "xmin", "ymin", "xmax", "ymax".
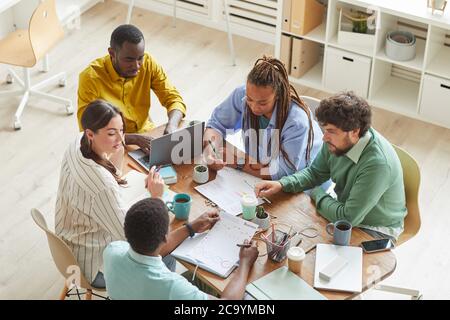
[
  {"xmin": 116, "ymin": 0, "xmax": 279, "ymax": 44},
  {"xmin": 275, "ymin": 0, "xmax": 450, "ymax": 129}
]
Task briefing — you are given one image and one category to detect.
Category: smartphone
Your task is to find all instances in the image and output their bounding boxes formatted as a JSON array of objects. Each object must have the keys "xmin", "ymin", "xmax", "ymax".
[{"xmin": 360, "ymin": 238, "xmax": 395, "ymax": 253}]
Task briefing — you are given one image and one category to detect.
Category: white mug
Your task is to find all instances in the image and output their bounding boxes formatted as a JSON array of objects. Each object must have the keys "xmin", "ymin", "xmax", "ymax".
[{"xmin": 193, "ymin": 165, "xmax": 209, "ymax": 184}]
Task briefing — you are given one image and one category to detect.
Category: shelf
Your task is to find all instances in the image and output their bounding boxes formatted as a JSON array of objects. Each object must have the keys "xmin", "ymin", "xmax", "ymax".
[
  {"xmin": 282, "ymin": 23, "xmax": 327, "ymax": 43},
  {"xmin": 426, "ymin": 45, "xmax": 450, "ymax": 80},
  {"xmin": 376, "ymin": 38, "xmax": 426, "ymax": 72},
  {"xmin": 303, "ymin": 23, "xmax": 327, "ymax": 43},
  {"xmin": 328, "ymin": 34, "xmax": 374, "ymax": 57},
  {"xmin": 371, "ymin": 76, "xmax": 420, "ymax": 115},
  {"xmin": 289, "ymin": 60, "xmax": 323, "ymax": 89}
]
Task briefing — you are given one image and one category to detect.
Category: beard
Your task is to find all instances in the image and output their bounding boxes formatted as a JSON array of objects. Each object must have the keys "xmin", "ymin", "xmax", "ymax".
[{"xmin": 326, "ymin": 136, "xmax": 355, "ymax": 156}]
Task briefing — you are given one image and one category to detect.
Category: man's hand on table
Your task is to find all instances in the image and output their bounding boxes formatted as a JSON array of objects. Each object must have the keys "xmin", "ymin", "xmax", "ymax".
[
  {"xmin": 125, "ymin": 133, "xmax": 152, "ymax": 155},
  {"xmin": 190, "ymin": 209, "xmax": 220, "ymax": 233}
]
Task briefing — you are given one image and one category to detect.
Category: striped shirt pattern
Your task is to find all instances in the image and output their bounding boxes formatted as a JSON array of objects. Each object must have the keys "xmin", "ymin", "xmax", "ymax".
[{"xmin": 55, "ymin": 138, "xmax": 126, "ymax": 283}]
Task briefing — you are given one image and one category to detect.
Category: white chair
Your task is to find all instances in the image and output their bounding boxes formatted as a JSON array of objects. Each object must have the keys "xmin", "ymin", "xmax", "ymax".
[
  {"xmin": 300, "ymin": 95, "xmax": 320, "ymax": 121},
  {"xmin": 0, "ymin": 0, "xmax": 73, "ymax": 130}
]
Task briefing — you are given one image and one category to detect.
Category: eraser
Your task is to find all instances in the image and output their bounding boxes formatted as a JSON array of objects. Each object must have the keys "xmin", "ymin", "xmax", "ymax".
[{"xmin": 319, "ymin": 255, "xmax": 348, "ymax": 281}]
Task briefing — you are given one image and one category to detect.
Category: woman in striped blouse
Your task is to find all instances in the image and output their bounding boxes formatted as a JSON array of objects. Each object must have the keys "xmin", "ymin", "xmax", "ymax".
[{"xmin": 55, "ymin": 100, "xmax": 174, "ymax": 288}]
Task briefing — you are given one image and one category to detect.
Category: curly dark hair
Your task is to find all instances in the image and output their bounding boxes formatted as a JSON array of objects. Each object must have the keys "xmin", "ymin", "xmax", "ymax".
[
  {"xmin": 315, "ymin": 91, "xmax": 372, "ymax": 138},
  {"xmin": 110, "ymin": 24, "xmax": 144, "ymax": 51},
  {"xmin": 124, "ymin": 198, "xmax": 169, "ymax": 254}
]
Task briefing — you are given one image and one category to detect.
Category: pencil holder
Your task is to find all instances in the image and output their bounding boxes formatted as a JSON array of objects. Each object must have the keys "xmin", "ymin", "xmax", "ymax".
[{"xmin": 263, "ymin": 229, "xmax": 292, "ymax": 262}]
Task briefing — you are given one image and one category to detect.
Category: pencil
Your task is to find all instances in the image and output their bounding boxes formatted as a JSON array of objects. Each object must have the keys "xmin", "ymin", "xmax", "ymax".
[
  {"xmin": 244, "ymin": 179, "xmax": 272, "ymax": 204},
  {"xmin": 262, "ymin": 196, "xmax": 272, "ymax": 204}
]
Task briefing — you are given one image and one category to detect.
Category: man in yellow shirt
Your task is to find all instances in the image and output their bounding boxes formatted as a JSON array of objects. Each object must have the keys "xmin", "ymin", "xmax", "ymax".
[{"xmin": 77, "ymin": 24, "xmax": 186, "ymax": 153}]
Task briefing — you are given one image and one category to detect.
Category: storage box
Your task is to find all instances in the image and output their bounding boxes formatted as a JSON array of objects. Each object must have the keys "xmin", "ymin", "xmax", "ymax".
[
  {"xmin": 324, "ymin": 47, "xmax": 372, "ymax": 98},
  {"xmin": 290, "ymin": 38, "xmax": 321, "ymax": 78},
  {"xmin": 280, "ymin": 34, "xmax": 292, "ymax": 72},
  {"xmin": 420, "ymin": 74, "xmax": 450, "ymax": 127},
  {"xmin": 337, "ymin": 8, "xmax": 375, "ymax": 49},
  {"xmin": 291, "ymin": 0, "xmax": 325, "ymax": 36},
  {"xmin": 282, "ymin": 0, "xmax": 292, "ymax": 32}
]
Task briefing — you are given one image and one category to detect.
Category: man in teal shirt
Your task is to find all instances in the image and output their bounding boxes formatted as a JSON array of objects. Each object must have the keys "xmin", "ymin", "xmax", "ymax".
[
  {"xmin": 255, "ymin": 92, "xmax": 406, "ymax": 240},
  {"xmin": 103, "ymin": 197, "xmax": 259, "ymax": 299}
]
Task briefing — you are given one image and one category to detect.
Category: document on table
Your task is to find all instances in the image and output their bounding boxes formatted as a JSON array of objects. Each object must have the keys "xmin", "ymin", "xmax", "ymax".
[
  {"xmin": 194, "ymin": 167, "xmax": 264, "ymax": 216},
  {"xmin": 172, "ymin": 211, "xmax": 258, "ymax": 278}
]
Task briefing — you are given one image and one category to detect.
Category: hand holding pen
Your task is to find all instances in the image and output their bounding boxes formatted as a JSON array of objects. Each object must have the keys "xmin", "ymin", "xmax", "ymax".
[
  {"xmin": 237, "ymin": 240, "xmax": 259, "ymax": 266},
  {"xmin": 206, "ymin": 139, "xmax": 226, "ymax": 171}
]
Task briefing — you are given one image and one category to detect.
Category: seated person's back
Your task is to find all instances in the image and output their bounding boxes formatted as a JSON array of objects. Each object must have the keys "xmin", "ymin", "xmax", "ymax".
[
  {"xmin": 104, "ymin": 240, "xmax": 207, "ymax": 300},
  {"xmin": 104, "ymin": 197, "xmax": 258, "ymax": 300}
]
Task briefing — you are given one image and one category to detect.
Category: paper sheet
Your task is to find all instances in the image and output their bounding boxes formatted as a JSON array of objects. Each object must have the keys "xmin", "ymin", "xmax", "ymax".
[
  {"xmin": 172, "ymin": 211, "xmax": 258, "ymax": 277},
  {"xmin": 194, "ymin": 167, "xmax": 264, "ymax": 215}
]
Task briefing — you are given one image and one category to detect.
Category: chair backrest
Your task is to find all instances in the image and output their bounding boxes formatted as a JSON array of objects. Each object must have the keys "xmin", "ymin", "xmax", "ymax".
[
  {"xmin": 392, "ymin": 145, "xmax": 421, "ymax": 246},
  {"xmin": 300, "ymin": 95, "xmax": 320, "ymax": 121},
  {"xmin": 28, "ymin": 0, "xmax": 64, "ymax": 62},
  {"xmin": 30, "ymin": 208, "xmax": 92, "ymax": 290}
]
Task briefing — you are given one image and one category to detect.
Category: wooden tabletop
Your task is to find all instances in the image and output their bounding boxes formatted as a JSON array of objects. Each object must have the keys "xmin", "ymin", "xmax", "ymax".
[{"xmin": 124, "ymin": 123, "xmax": 397, "ymax": 300}]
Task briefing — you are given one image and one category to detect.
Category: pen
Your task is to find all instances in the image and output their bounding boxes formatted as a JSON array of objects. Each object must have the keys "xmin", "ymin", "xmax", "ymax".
[{"xmin": 207, "ymin": 139, "xmax": 219, "ymax": 158}]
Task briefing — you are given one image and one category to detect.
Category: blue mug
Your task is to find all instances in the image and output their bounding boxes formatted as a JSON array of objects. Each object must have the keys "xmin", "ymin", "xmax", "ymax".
[
  {"xmin": 326, "ymin": 220, "xmax": 352, "ymax": 246},
  {"xmin": 166, "ymin": 193, "xmax": 192, "ymax": 220}
]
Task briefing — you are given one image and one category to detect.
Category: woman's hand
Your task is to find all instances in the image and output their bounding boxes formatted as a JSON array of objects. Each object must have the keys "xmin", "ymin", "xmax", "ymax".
[
  {"xmin": 205, "ymin": 146, "xmax": 227, "ymax": 171},
  {"xmin": 145, "ymin": 166, "xmax": 165, "ymax": 198}
]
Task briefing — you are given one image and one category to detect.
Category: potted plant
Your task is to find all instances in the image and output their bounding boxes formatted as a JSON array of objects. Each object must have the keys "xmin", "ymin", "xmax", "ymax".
[
  {"xmin": 252, "ymin": 206, "xmax": 271, "ymax": 231},
  {"xmin": 193, "ymin": 164, "xmax": 209, "ymax": 184}
]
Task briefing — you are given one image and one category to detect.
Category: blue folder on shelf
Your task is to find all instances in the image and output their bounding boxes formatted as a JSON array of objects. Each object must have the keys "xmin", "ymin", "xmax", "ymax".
[{"xmin": 246, "ymin": 266, "xmax": 327, "ymax": 300}]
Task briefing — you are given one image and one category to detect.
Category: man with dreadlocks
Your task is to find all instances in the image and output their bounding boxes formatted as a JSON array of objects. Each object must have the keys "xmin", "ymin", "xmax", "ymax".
[{"xmin": 203, "ymin": 56, "xmax": 325, "ymax": 184}]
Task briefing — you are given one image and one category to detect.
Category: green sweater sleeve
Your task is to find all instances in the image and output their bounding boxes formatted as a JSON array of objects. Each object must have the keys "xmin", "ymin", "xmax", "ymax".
[
  {"xmin": 313, "ymin": 163, "xmax": 391, "ymax": 226},
  {"xmin": 279, "ymin": 144, "xmax": 331, "ymax": 193}
]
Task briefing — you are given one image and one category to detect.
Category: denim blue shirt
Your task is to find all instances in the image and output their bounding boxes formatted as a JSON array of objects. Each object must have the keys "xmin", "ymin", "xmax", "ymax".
[{"xmin": 207, "ymin": 85, "xmax": 324, "ymax": 180}]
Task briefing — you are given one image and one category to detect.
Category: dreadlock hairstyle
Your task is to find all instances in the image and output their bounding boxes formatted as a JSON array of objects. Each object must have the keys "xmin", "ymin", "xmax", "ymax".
[
  {"xmin": 80, "ymin": 99, "xmax": 127, "ymax": 185},
  {"xmin": 246, "ymin": 55, "xmax": 314, "ymax": 168}
]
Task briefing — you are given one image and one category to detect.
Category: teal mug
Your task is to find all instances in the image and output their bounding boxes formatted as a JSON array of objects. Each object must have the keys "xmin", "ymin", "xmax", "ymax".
[{"xmin": 166, "ymin": 193, "xmax": 192, "ymax": 220}]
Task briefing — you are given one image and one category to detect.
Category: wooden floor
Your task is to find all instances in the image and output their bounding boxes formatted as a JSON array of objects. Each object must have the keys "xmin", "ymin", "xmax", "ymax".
[{"xmin": 0, "ymin": 1, "xmax": 449, "ymax": 299}]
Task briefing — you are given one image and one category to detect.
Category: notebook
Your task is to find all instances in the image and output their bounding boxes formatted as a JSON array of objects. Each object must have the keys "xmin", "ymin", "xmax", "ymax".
[
  {"xmin": 313, "ymin": 244, "xmax": 363, "ymax": 293},
  {"xmin": 158, "ymin": 165, "xmax": 177, "ymax": 184},
  {"xmin": 246, "ymin": 266, "xmax": 327, "ymax": 300},
  {"xmin": 120, "ymin": 170, "xmax": 176, "ymax": 210},
  {"xmin": 171, "ymin": 211, "xmax": 258, "ymax": 278}
]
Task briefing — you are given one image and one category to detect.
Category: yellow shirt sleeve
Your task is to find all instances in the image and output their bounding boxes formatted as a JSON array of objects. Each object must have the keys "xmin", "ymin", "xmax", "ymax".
[
  {"xmin": 77, "ymin": 70, "xmax": 100, "ymax": 131},
  {"xmin": 148, "ymin": 55, "xmax": 187, "ymax": 116}
]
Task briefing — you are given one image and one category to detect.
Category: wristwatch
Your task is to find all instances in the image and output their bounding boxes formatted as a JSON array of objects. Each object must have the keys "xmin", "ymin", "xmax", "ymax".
[{"xmin": 184, "ymin": 223, "xmax": 195, "ymax": 238}]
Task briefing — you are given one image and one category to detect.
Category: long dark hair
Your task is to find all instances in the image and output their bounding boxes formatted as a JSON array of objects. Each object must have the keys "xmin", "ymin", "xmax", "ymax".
[
  {"xmin": 80, "ymin": 99, "xmax": 127, "ymax": 185},
  {"xmin": 246, "ymin": 55, "xmax": 314, "ymax": 168}
]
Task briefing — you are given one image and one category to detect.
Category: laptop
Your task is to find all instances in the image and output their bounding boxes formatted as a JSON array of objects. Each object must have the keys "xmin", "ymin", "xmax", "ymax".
[{"xmin": 128, "ymin": 121, "xmax": 205, "ymax": 171}]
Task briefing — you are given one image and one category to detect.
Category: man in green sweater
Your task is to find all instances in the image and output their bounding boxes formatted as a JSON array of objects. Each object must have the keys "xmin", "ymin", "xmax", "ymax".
[{"xmin": 255, "ymin": 92, "xmax": 406, "ymax": 241}]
